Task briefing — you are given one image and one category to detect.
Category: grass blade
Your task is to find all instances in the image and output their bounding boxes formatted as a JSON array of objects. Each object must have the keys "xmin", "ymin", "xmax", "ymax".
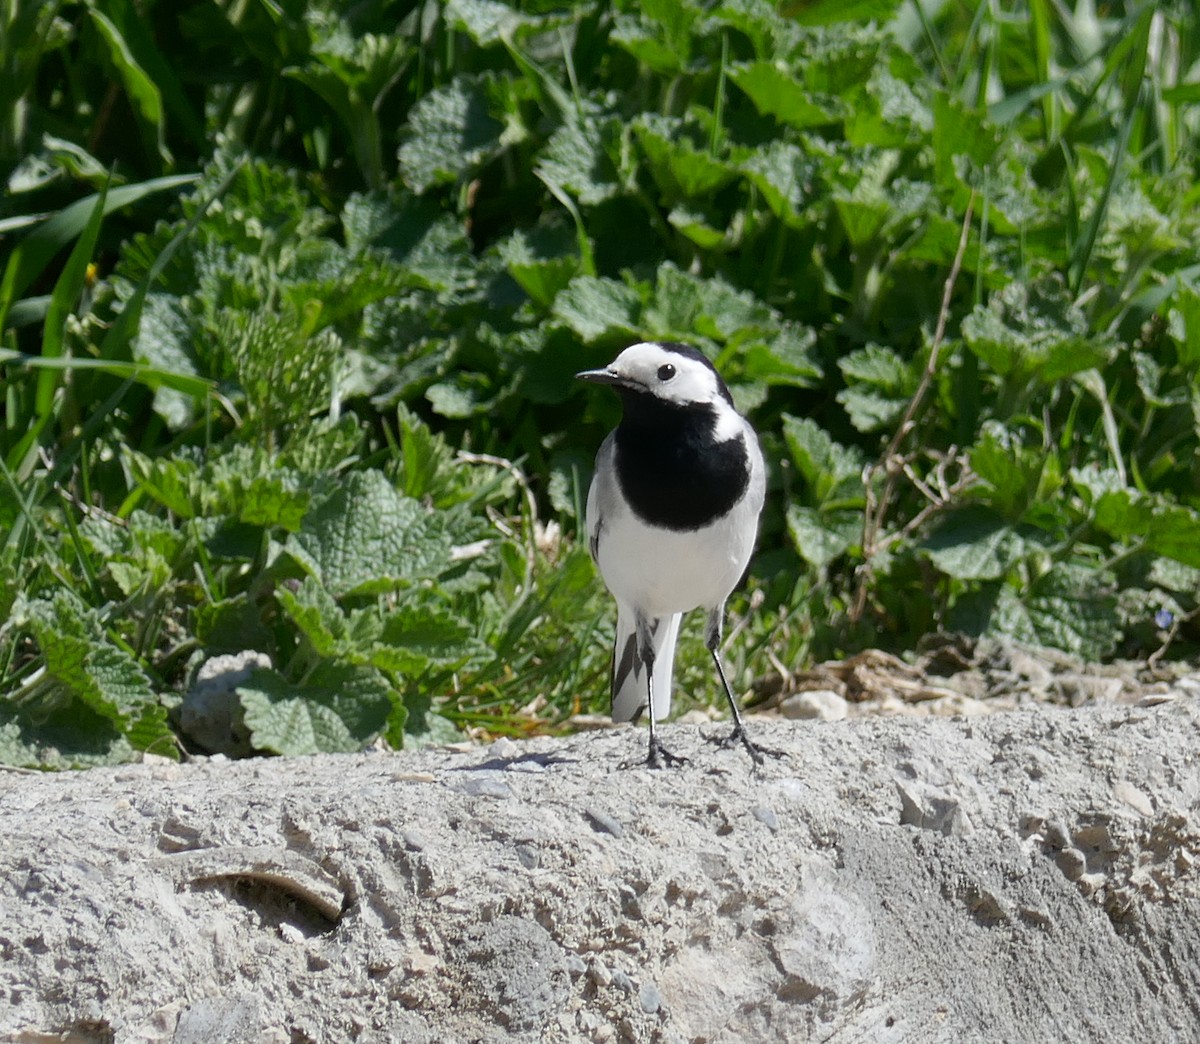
[
  {"xmin": 35, "ymin": 180, "xmax": 110, "ymax": 418},
  {"xmin": 0, "ymin": 174, "xmax": 198, "ymax": 335}
]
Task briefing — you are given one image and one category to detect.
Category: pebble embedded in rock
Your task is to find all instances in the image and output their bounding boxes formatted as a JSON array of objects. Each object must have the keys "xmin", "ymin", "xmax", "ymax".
[
  {"xmin": 779, "ymin": 689, "xmax": 849, "ymax": 721},
  {"xmin": 639, "ymin": 981, "xmax": 663, "ymax": 1014}
]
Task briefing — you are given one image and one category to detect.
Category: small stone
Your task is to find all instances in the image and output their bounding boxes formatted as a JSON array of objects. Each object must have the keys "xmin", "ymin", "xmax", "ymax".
[
  {"xmin": 1055, "ymin": 847, "xmax": 1087, "ymax": 881},
  {"xmin": 181, "ymin": 651, "xmax": 270, "ymax": 756},
  {"xmin": 516, "ymin": 843, "xmax": 540, "ymax": 869},
  {"xmin": 589, "ymin": 960, "xmax": 612, "ymax": 988},
  {"xmin": 490, "ymin": 736, "xmax": 520, "ymax": 759},
  {"xmin": 639, "ymin": 981, "xmax": 663, "ymax": 1014},
  {"xmin": 278, "ymin": 923, "xmax": 305, "ymax": 945},
  {"xmin": 565, "ymin": 954, "xmax": 587, "ymax": 977},
  {"xmin": 897, "ymin": 781, "xmax": 973, "ymax": 837},
  {"xmin": 751, "ymin": 805, "xmax": 780, "ymax": 831},
  {"xmin": 779, "ymin": 689, "xmax": 848, "ymax": 721},
  {"xmin": 584, "ymin": 807, "xmax": 625, "ymax": 838},
  {"xmin": 611, "ymin": 969, "xmax": 634, "ymax": 994},
  {"xmin": 1114, "ymin": 780, "xmax": 1154, "ymax": 818},
  {"xmin": 447, "ymin": 775, "xmax": 513, "ymax": 799}
]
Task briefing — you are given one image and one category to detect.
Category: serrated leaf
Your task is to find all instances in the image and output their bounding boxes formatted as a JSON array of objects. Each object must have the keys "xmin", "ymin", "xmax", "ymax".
[
  {"xmin": 498, "ymin": 224, "xmax": 580, "ymax": 308},
  {"xmin": 131, "ymin": 293, "xmax": 201, "ymax": 429},
  {"xmin": 646, "ymin": 263, "xmax": 775, "ymax": 344},
  {"xmin": 12, "ymin": 593, "xmax": 173, "ymax": 758},
  {"xmin": 277, "ymin": 577, "xmax": 349, "ymax": 658},
  {"xmin": 728, "ymin": 62, "xmax": 841, "ymax": 129},
  {"xmin": 398, "ymin": 75, "xmax": 505, "ymax": 194},
  {"xmin": 445, "ymin": 0, "xmax": 537, "ymax": 44},
  {"xmin": 633, "ymin": 114, "xmax": 737, "ymax": 200},
  {"xmin": 961, "ymin": 276, "xmax": 1116, "ymax": 385},
  {"xmin": 967, "ymin": 426, "xmax": 1060, "ymax": 521},
  {"xmin": 535, "ymin": 110, "xmax": 621, "ymax": 206},
  {"xmin": 610, "ymin": 12, "xmax": 690, "ymax": 73},
  {"xmin": 786, "ymin": 504, "xmax": 860, "ymax": 569},
  {"xmin": 372, "ymin": 603, "xmax": 483, "ymax": 674},
  {"xmin": 740, "ymin": 324, "xmax": 822, "ymax": 388},
  {"xmin": 194, "ymin": 595, "xmax": 274, "ymax": 653},
  {"xmin": 552, "ymin": 275, "xmax": 642, "ymax": 343},
  {"xmin": 838, "ymin": 343, "xmax": 910, "ymax": 388},
  {"xmin": 921, "ymin": 506, "xmax": 1025, "ymax": 581},
  {"xmin": 667, "ymin": 205, "xmax": 728, "ymax": 250},
  {"xmin": 0, "ymin": 702, "xmax": 135, "ymax": 770},
  {"xmin": 286, "ymin": 471, "xmax": 457, "ymax": 596},
  {"xmin": 780, "ymin": 414, "xmax": 866, "ymax": 504},
  {"xmin": 238, "ymin": 663, "xmax": 393, "ymax": 755},
  {"xmin": 836, "ymin": 386, "xmax": 908, "ymax": 433},
  {"xmin": 736, "ymin": 141, "xmax": 815, "ymax": 226},
  {"xmin": 1090, "ymin": 487, "xmax": 1200, "ymax": 568},
  {"xmin": 426, "ymin": 372, "xmax": 497, "ymax": 418},
  {"xmin": 986, "ymin": 563, "xmax": 1120, "ymax": 659},
  {"xmin": 836, "ymin": 343, "xmax": 914, "ymax": 432}
]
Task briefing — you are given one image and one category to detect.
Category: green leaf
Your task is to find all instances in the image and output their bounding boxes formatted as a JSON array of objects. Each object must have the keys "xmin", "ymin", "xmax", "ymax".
[
  {"xmin": 736, "ymin": 141, "xmax": 815, "ymax": 226},
  {"xmin": 498, "ymin": 224, "xmax": 580, "ymax": 308},
  {"xmin": 551, "ymin": 275, "xmax": 642, "ymax": 343},
  {"xmin": 646, "ymin": 263, "xmax": 775, "ymax": 344},
  {"xmin": 534, "ymin": 109, "xmax": 621, "ymax": 206},
  {"xmin": 1087, "ymin": 486, "xmax": 1200, "ymax": 569},
  {"xmin": 372, "ymin": 603, "xmax": 484, "ymax": 674},
  {"xmin": 11, "ymin": 592, "xmax": 173, "ymax": 758},
  {"xmin": 961, "ymin": 277, "xmax": 1116, "ymax": 385},
  {"xmin": 786, "ymin": 504, "xmax": 860, "ymax": 569},
  {"xmin": 740, "ymin": 324, "xmax": 821, "ymax": 389},
  {"xmin": 633, "ymin": 114, "xmax": 737, "ymax": 200},
  {"xmin": 728, "ymin": 62, "xmax": 842, "ymax": 129},
  {"xmin": 836, "ymin": 344, "xmax": 914, "ymax": 432},
  {"xmin": 397, "ymin": 75, "xmax": 505, "ymax": 194},
  {"xmin": 968, "ymin": 425, "xmax": 1060, "ymax": 521},
  {"xmin": 0, "ymin": 701, "xmax": 134, "ymax": 770},
  {"xmin": 87, "ymin": 7, "xmax": 169, "ymax": 163},
  {"xmin": 780, "ymin": 414, "xmax": 866, "ymax": 505},
  {"xmin": 445, "ymin": 0, "xmax": 543, "ymax": 45},
  {"xmin": 238, "ymin": 663, "xmax": 393, "ymax": 755},
  {"xmin": 130, "ymin": 293, "xmax": 201, "ymax": 429},
  {"xmin": 779, "ymin": 0, "xmax": 903, "ymax": 25},
  {"xmin": 921, "ymin": 506, "xmax": 1026, "ymax": 581},
  {"xmin": 277, "ymin": 577, "xmax": 349, "ymax": 658},
  {"xmin": 610, "ymin": 11, "xmax": 691, "ymax": 73},
  {"xmin": 985, "ymin": 563, "xmax": 1120, "ymax": 659},
  {"xmin": 286, "ymin": 471, "xmax": 458, "ymax": 596},
  {"xmin": 426, "ymin": 372, "xmax": 497, "ymax": 418}
]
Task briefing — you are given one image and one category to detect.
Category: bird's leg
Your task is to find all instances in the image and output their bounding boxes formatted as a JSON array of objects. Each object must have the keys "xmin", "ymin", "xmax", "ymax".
[
  {"xmin": 705, "ymin": 608, "xmax": 784, "ymax": 766},
  {"xmin": 639, "ymin": 617, "xmax": 686, "ymax": 770}
]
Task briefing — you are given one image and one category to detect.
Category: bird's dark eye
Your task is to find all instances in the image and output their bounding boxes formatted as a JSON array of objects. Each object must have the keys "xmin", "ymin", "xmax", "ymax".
[{"xmin": 657, "ymin": 364, "xmax": 676, "ymax": 381}]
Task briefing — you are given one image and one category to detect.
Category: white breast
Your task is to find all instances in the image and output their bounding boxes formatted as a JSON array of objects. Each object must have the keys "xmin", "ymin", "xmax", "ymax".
[{"xmin": 586, "ymin": 426, "xmax": 766, "ymax": 618}]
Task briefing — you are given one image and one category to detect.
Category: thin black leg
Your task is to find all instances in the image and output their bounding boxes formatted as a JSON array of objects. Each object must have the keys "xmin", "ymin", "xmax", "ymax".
[
  {"xmin": 705, "ymin": 608, "xmax": 784, "ymax": 766},
  {"xmin": 639, "ymin": 616, "xmax": 686, "ymax": 770}
]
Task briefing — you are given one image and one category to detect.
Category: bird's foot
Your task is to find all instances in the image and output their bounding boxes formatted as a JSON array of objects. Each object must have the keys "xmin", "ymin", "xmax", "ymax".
[
  {"xmin": 645, "ymin": 735, "xmax": 688, "ymax": 770},
  {"xmin": 710, "ymin": 725, "xmax": 786, "ymax": 766}
]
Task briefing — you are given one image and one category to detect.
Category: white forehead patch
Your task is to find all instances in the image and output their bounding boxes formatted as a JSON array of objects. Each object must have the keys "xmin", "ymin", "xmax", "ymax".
[{"xmin": 607, "ymin": 342, "xmax": 724, "ymax": 408}]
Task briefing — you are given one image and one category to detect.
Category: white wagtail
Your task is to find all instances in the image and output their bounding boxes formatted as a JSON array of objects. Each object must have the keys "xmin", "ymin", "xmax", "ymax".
[{"xmin": 577, "ymin": 341, "xmax": 777, "ymax": 768}]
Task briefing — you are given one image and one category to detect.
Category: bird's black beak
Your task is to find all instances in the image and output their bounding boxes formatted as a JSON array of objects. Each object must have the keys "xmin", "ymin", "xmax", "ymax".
[{"xmin": 576, "ymin": 367, "xmax": 623, "ymax": 386}]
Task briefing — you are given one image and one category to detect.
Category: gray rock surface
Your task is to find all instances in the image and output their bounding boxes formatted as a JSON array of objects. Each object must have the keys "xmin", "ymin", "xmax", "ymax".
[{"xmin": 2, "ymin": 692, "xmax": 1199, "ymax": 1042}]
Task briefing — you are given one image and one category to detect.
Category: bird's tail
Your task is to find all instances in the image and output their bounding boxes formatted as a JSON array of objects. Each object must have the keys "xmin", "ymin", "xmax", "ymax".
[{"xmin": 611, "ymin": 607, "xmax": 680, "ymax": 723}]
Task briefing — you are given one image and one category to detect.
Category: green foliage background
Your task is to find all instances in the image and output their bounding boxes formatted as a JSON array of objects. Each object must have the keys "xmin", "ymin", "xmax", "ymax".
[{"xmin": 2, "ymin": 0, "xmax": 1199, "ymax": 766}]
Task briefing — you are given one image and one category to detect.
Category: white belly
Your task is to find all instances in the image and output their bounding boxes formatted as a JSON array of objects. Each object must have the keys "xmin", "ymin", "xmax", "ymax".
[{"xmin": 594, "ymin": 505, "xmax": 757, "ymax": 618}]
